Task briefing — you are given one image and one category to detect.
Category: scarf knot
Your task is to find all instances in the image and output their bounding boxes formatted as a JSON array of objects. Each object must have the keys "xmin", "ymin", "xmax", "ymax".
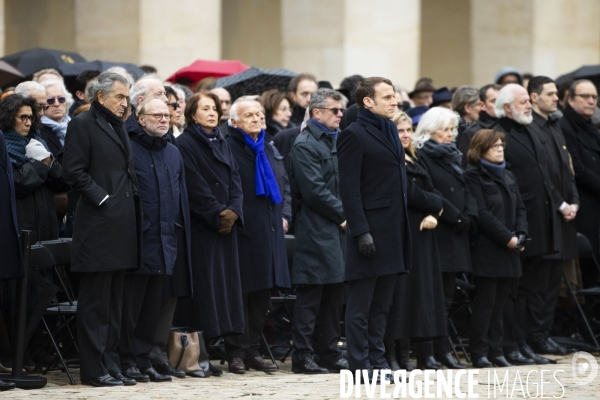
[
  {"xmin": 421, "ymin": 139, "xmax": 463, "ymax": 175},
  {"xmin": 195, "ymin": 124, "xmax": 220, "ymax": 140},
  {"xmin": 41, "ymin": 115, "xmax": 70, "ymax": 146},
  {"xmin": 4, "ymin": 129, "xmax": 49, "ymax": 167},
  {"xmin": 308, "ymin": 118, "xmax": 338, "ymax": 141}
]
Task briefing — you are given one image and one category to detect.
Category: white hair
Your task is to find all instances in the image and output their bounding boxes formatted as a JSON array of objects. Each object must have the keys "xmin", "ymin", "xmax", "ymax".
[
  {"xmin": 40, "ymin": 79, "xmax": 74, "ymax": 110},
  {"xmin": 15, "ymin": 81, "xmax": 45, "ymax": 97},
  {"xmin": 495, "ymin": 85, "xmax": 516, "ymax": 118},
  {"xmin": 130, "ymin": 73, "xmax": 164, "ymax": 108},
  {"xmin": 413, "ymin": 107, "xmax": 460, "ymax": 149},
  {"xmin": 106, "ymin": 66, "xmax": 134, "ymax": 88},
  {"xmin": 229, "ymin": 97, "xmax": 261, "ymax": 127}
]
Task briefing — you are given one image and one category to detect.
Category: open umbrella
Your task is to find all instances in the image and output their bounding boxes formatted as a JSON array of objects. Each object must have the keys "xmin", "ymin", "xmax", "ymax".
[
  {"xmin": 1, "ymin": 48, "xmax": 86, "ymax": 77},
  {"xmin": 0, "ymin": 61, "xmax": 25, "ymax": 88},
  {"xmin": 556, "ymin": 65, "xmax": 600, "ymax": 86},
  {"xmin": 167, "ymin": 59, "xmax": 249, "ymax": 84},
  {"xmin": 58, "ymin": 60, "xmax": 146, "ymax": 80},
  {"xmin": 214, "ymin": 67, "xmax": 297, "ymax": 100}
]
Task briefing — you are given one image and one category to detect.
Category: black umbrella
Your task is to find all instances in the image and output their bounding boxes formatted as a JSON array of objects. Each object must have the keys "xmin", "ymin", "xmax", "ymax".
[
  {"xmin": 0, "ymin": 48, "xmax": 86, "ymax": 77},
  {"xmin": 214, "ymin": 67, "xmax": 297, "ymax": 100},
  {"xmin": 58, "ymin": 60, "xmax": 146, "ymax": 81},
  {"xmin": 556, "ymin": 65, "xmax": 600, "ymax": 86}
]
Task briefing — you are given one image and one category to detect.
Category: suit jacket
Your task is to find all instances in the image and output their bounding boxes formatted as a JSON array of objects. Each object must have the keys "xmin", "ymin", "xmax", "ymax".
[{"xmin": 337, "ymin": 118, "xmax": 411, "ymax": 281}]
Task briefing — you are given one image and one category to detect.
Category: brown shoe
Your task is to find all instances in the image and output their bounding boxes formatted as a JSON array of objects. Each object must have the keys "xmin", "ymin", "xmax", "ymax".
[
  {"xmin": 228, "ymin": 357, "xmax": 246, "ymax": 374},
  {"xmin": 245, "ymin": 356, "xmax": 278, "ymax": 372}
]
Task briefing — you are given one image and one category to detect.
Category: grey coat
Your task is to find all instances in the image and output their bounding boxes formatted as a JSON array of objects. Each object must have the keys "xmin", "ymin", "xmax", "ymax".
[{"xmin": 288, "ymin": 121, "xmax": 345, "ymax": 285}]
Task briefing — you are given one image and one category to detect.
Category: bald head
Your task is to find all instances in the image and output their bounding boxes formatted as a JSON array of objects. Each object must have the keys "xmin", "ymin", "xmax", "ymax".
[
  {"xmin": 210, "ymin": 87, "xmax": 231, "ymax": 121},
  {"xmin": 495, "ymin": 84, "xmax": 532, "ymax": 125},
  {"xmin": 131, "ymin": 75, "xmax": 167, "ymax": 108}
]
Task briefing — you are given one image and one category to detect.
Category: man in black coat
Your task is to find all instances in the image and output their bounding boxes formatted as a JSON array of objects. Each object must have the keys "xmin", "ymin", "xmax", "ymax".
[
  {"xmin": 527, "ymin": 76, "xmax": 579, "ymax": 355},
  {"xmin": 337, "ymin": 77, "xmax": 411, "ymax": 380},
  {"xmin": 287, "ymin": 73, "xmax": 318, "ymax": 127},
  {"xmin": 492, "ymin": 84, "xmax": 560, "ymax": 365},
  {"xmin": 225, "ymin": 99, "xmax": 291, "ymax": 374},
  {"xmin": 63, "ymin": 72, "xmax": 143, "ymax": 387}
]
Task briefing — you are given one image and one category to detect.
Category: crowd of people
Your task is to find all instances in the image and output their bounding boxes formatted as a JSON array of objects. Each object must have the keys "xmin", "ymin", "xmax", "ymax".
[{"xmin": 0, "ymin": 63, "xmax": 599, "ymax": 389}]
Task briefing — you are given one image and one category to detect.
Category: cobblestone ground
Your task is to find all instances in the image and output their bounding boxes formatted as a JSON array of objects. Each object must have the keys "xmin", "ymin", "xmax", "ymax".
[{"xmin": 5, "ymin": 353, "xmax": 600, "ymax": 399}]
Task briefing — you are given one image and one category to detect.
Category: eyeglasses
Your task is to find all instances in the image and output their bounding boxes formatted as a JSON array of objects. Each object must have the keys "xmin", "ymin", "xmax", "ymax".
[
  {"xmin": 47, "ymin": 96, "xmax": 66, "ymax": 105},
  {"xmin": 574, "ymin": 94, "xmax": 598, "ymax": 101},
  {"xmin": 18, "ymin": 114, "xmax": 34, "ymax": 123},
  {"xmin": 36, "ymin": 102, "xmax": 49, "ymax": 111},
  {"xmin": 144, "ymin": 113, "xmax": 171, "ymax": 120},
  {"xmin": 491, "ymin": 142, "xmax": 506, "ymax": 150},
  {"xmin": 318, "ymin": 107, "xmax": 345, "ymax": 115},
  {"xmin": 167, "ymin": 102, "xmax": 179, "ymax": 110}
]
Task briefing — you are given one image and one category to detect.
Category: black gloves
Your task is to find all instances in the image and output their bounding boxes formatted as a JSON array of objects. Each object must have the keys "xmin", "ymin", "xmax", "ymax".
[
  {"xmin": 358, "ymin": 232, "xmax": 376, "ymax": 259},
  {"xmin": 514, "ymin": 232, "xmax": 528, "ymax": 250},
  {"xmin": 452, "ymin": 214, "xmax": 471, "ymax": 234}
]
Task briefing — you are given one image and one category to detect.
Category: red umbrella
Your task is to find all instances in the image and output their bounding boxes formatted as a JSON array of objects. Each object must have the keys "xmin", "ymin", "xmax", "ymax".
[{"xmin": 167, "ymin": 59, "xmax": 249, "ymax": 84}]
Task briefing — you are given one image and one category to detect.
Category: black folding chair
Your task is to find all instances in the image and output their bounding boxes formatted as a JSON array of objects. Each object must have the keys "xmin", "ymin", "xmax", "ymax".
[{"xmin": 447, "ymin": 273, "xmax": 473, "ymax": 363}]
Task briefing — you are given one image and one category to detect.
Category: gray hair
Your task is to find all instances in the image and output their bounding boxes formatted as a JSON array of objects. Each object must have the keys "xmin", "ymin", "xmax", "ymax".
[
  {"xmin": 172, "ymin": 83, "xmax": 193, "ymax": 101},
  {"xmin": 308, "ymin": 89, "xmax": 346, "ymax": 118},
  {"xmin": 15, "ymin": 81, "xmax": 45, "ymax": 97},
  {"xmin": 229, "ymin": 96, "xmax": 261, "ymax": 126},
  {"xmin": 130, "ymin": 73, "xmax": 163, "ymax": 108},
  {"xmin": 136, "ymin": 97, "xmax": 167, "ymax": 118},
  {"xmin": 105, "ymin": 66, "xmax": 134, "ymax": 88},
  {"xmin": 413, "ymin": 107, "xmax": 460, "ymax": 149},
  {"xmin": 40, "ymin": 79, "xmax": 74, "ymax": 110},
  {"xmin": 452, "ymin": 86, "xmax": 480, "ymax": 118},
  {"xmin": 86, "ymin": 71, "xmax": 130, "ymax": 102},
  {"xmin": 495, "ymin": 86, "xmax": 516, "ymax": 118}
]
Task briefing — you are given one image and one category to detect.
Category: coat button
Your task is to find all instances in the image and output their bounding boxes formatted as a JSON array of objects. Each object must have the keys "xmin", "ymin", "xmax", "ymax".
[
  {"xmin": 151, "ymin": 164, "xmax": 154, "ymax": 168},
  {"xmin": 593, "ymin": 157, "xmax": 596, "ymax": 161},
  {"xmin": 271, "ymin": 226, "xmax": 275, "ymax": 232},
  {"xmin": 450, "ymin": 187, "xmax": 455, "ymax": 191},
  {"xmin": 216, "ymin": 183, "xmax": 220, "ymax": 187},
  {"xmin": 412, "ymin": 178, "xmax": 416, "ymax": 181},
  {"xmin": 125, "ymin": 192, "xmax": 130, "ymax": 197}
]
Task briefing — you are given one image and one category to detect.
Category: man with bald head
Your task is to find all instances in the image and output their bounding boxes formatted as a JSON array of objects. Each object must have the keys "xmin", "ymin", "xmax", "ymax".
[
  {"xmin": 224, "ymin": 99, "xmax": 291, "ymax": 374},
  {"xmin": 494, "ymin": 83, "xmax": 560, "ymax": 366}
]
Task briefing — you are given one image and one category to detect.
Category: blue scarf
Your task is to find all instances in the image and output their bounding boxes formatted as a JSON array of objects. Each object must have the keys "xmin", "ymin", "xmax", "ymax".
[
  {"xmin": 479, "ymin": 158, "xmax": 506, "ymax": 180},
  {"xmin": 421, "ymin": 139, "xmax": 463, "ymax": 175},
  {"xmin": 356, "ymin": 108, "xmax": 403, "ymax": 158},
  {"xmin": 41, "ymin": 115, "xmax": 70, "ymax": 146},
  {"xmin": 309, "ymin": 118, "xmax": 338, "ymax": 141},
  {"xmin": 4, "ymin": 129, "xmax": 49, "ymax": 167},
  {"xmin": 238, "ymin": 128, "xmax": 282, "ymax": 204}
]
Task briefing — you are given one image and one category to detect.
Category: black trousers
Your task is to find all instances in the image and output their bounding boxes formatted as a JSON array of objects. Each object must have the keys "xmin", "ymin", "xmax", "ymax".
[
  {"xmin": 345, "ymin": 274, "xmax": 397, "ymax": 371},
  {"xmin": 225, "ymin": 289, "xmax": 271, "ymax": 360},
  {"xmin": 149, "ymin": 297, "xmax": 177, "ymax": 365},
  {"xmin": 77, "ymin": 269, "xmax": 125, "ymax": 381},
  {"xmin": 119, "ymin": 274, "xmax": 164, "ymax": 371},
  {"xmin": 291, "ymin": 283, "xmax": 345, "ymax": 364},
  {"xmin": 434, "ymin": 272, "xmax": 456, "ymax": 355},
  {"xmin": 469, "ymin": 276, "xmax": 512, "ymax": 358}
]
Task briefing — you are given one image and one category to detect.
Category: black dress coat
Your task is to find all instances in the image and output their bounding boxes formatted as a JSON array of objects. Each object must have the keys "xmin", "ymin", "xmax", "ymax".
[
  {"xmin": 530, "ymin": 111, "xmax": 579, "ymax": 260},
  {"xmin": 177, "ymin": 124, "xmax": 245, "ymax": 338},
  {"xmin": 495, "ymin": 117, "xmax": 559, "ymax": 257},
  {"xmin": 457, "ymin": 111, "xmax": 498, "ymax": 168},
  {"xmin": 337, "ymin": 119, "xmax": 411, "ymax": 281},
  {"xmin": 465, "ymin": 163, "xmax": 528, "ymax": 277},
  {"xmin": 0, "ymin": 131, "xmax": 24, "ymax": 280},
  {"xmin": 39, "ymin": 125, "xmax": 63, "ymax": 158},
  {"xmin": 560, "ymin": 106, "xmax": 600, "ymax": 255},
  {"xmin": 226, "ymin": 129, "xmax": 291, "ymax": 293},
  {"xmin": 386, "ymin": 159, "xmax": 447, "ymax": 339},
  {"xmin": 62, "ymin": 102, "xmax": 143, "ymax": 272},
  {"xmin": 417, "ymin": 149, "xmax": 478, "ymax": 272},
  {"xmin": 288, "ymin": 121, "xmax": 345, "ymax": 285}
]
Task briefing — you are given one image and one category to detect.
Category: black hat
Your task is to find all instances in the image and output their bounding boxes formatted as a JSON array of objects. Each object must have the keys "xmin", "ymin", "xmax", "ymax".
[
  {"xmin": 409, "ymin": 78, "xmax": 436, "ymax": 99},
  {"xmin": 430, "ymin": 87, "xmax": 453, "ymax": 107}
]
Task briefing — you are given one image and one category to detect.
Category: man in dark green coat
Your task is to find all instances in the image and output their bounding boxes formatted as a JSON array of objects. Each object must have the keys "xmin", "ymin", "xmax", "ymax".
[{"xmin": 288, "ymin": 89, "xmax": 348, "ymax": 374}]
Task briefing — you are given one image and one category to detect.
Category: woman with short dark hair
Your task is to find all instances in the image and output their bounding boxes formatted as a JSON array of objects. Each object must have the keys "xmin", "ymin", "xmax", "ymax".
[
  {"xmin": 165, "ymin": 86, "xmax": 182, "ymax": 136},
  {"xmin": 465, "ymin": 129, "xmax": 528, "ymax": 368},
  {"xmin": 261, "ymin": 89, "xmax": 294, "ymax": 136}
]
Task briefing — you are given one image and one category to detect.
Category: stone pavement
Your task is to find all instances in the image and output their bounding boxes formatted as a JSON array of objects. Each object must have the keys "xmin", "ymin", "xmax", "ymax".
[{"xmin": 5, "ymin": 353, "xmax": 600, "ymax": 399}]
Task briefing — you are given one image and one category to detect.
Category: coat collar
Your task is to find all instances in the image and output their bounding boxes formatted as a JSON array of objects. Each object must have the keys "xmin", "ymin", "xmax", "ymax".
[
  {"xmin": 94, "ymin": 110, "xmax": 127, "ymax": 156},
  {"xmin": 357, "ymin": 119, "xmax": 401, "ymax": 163},
  {"xmin": 183, "ymin": 124, "xmax": 232, "ymax": 166},
  {"xmin": 229, "ymin": 127, "xmax": 256, "ymax": 159}
]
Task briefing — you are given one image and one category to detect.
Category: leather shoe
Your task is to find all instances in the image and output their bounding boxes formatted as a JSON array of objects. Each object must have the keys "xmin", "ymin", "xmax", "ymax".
[
  {"xmin": 142, "ymin": 367, "xmax": 172, "ymax": 382},
  {"xmin": 0, "ymin": 379, "xmax": 15, "ymax": 391},
  {"xmin": 472, "ymin": 356, "xmax": 493, "ymax": 368},
  {"xmin": 209, "ymin": 362, "xmax": 223, "ymax": 376},
  {"xmin": 417, "ymin": 356, "xmax": 442, "ymax": 370},
  {"xmin": 83, "ymin": 374, "xmax": 124, "ymax": 387},
  {"xmin": 489, "ymin": 356, "xmax": 513, "ymax": 367},
  {"xmin": 505, "ymin": 350, "xmax": 535, "ymax": 365},
  {"xmin": 153, "ymin": 363, "xmax": 186, "ymax": 378},
  {"xmin": 530, "ymin": 339, "xmax": 564, "ymax": 355},
  {"xmin": 519, "ymin": 344, "xmax": 552, "ymax": 365},
  {"xmin": 123, "ymin": 367, "xmax": 150, "ymax": 382},
  {"xmin": 186, "ymin": 369, "xmax": 207, "ymax": 378},
  {"xmin": 245, "ymin": 356, "xmax": 278, "ymax": 372},
  {"xmin": 292, "ymin": 356, "xmax": 328, "ymax": 374},
  {"xmin": 110, "ymin": 373, "xmax": 136, "ymax": 386},
  {"xmin": 546, "ymin": 338, "xmax": 568, "ymax": 355},
  {"xmin": 318, "ymin": 357, "xmax": 349, "ymax": 373},
  {"xmin": 437, "ymin": 353, "xmax": 465, "ymax": 369},
  {"xmin": 228, "ymin": 357, "xmax": 246, "ymax": 374}
]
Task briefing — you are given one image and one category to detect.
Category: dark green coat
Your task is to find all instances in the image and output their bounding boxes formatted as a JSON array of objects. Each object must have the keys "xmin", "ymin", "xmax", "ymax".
[{"xmin": 288, "ymin": 121, "xmax": 345, "ymax": 284}]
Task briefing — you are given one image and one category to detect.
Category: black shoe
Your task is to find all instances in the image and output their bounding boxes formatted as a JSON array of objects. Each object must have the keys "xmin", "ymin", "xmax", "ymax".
[
  {"xmin": 437, "ymin": 353, "xmax": 465, "ymax": 369},
  {"xmin": 417, "ymin": 356, "xmax": 442, "ymax": 370},
  {"xmin": 472, "ymin": 356, "xmax": 493, "ymax": 368},
  {"xmin": 384, "ymin": 340, "xmax": 400, "ymax": 371},
  {"xmin": 142, "ymin": 367, "xmax": 172, "ymax": 382},
  {"xmin": 0, "ymin": 379, "xmax": 15, "ymax": 391},
  {"xmin": 153, "ymin": 362, "xmax": 186, "ymax": 379},
  {"xmin": 505, "ymin": 350, "xmax": 535, "ymax": 365},
  {"xmin": 292, "ymin": 356, "xmax": 328, "ymax": 374},
  {"xmin": 209, "ymin": 362, "xmax": 223, "ymax": 376},
  {"xmin": 123, "ymin": 367, "xmax": 150, "ymax": 382},
  {"xmin": 520, "ymin": 344, "xmax": 551, "ymax": 365},
  {"xmin": 398, "ymin": 358, "xmax": 415, "ymax": 371},
  {"xmin": 531, "ymin": 339, "xmax": 564, "ymax": 355},
  {"xmin": 83, "ymin": 374, "xmax": 124, "ymax": 387},
  {"xmin": 489, "ymin": 356, "xmax": 513, "ymax": 367},
  {"xmin": 318, "ymin": 357, "xmax": 349, "ymax": 373},
  {"xmin": 546, "ymin": 338, "xmax": 568, "ymax": 355},
  {"xmin": 110, "ymin": 373, "xmax": 136, "ymax": 386}
]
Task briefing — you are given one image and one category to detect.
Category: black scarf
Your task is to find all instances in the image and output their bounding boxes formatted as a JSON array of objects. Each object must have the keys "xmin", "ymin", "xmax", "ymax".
[
  {"xmin": 479, "ymin": 158, "xmax": 506, "ymax": 180},
  {"xmin": 356, "ymin": 108, "xmax": 403, "ymax": 159},
  {"xmin": 92, "ymin": 101, "xmax": 129, "ymax": 151},
  {"xmin": 421, "ymin": 139, "xmax": 464, "ymax": 175},
  {"xmin": 563, "ymin": 104, "xmax": 600, "ymax": 143},
  {"xmin": 194, "ymin": 123, "xmax": 220, "ymax": 140}
]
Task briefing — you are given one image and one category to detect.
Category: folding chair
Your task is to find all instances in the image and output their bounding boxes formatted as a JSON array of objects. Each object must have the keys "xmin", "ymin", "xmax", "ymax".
[{"xmin": 447, "ymin": 274, "xmax": 474, "ymax": 363}]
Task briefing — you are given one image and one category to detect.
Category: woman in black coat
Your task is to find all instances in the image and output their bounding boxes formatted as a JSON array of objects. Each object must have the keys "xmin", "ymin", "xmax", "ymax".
[
  {"xmin": 176, "ymin": 91, "xmax": 245, "ymax": 340},
  {"xmin": 464, "ymin": 129, "xmax": 528, "ymax": 368},
  {"xmin": 413, "ymin": 107, "xmax": 478, "ymax": 369},
  {"xmin": 261, "ymin": 89, "xmax": 294, "ymax": 137},
  {"xmin": 384, "ymin": 112, "xmax": 447, "ymax": 371}
]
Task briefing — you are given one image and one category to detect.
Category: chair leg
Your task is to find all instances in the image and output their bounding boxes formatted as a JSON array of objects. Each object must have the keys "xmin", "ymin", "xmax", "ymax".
[
  {"xmin": 563, "ymin": 272, "xmax": 600, "ymax": 350},
  {"xmin": 448, "ymin": 314, "xmax": 471, "ymax": 363},
  {"xmin": 261, "ymin": 334, "xmax": 276, "ymax": 364},
  {"xmin": 41, "ymin": 318, "xmax": 75, "ymax": 385}
]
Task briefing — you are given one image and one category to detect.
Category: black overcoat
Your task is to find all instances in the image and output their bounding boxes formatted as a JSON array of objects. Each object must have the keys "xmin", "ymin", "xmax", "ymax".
[
  {"xmin": 560, "ymin": 106, "xmax": 600, "ymax": 254},
  {"xmin": 226, "ymin": 129, "xmax": 291, "ymax": 292},
  {"xmin": 457, "ymin": 111, "xmax": 498, "ymax": 168},
  {"xmin": 465, "ymin": 163, "xmax": 528, "ymax": 277},
  {"xmin": 288, "ymin": 121, "xmax": 345, "ymax": 285},
  {"xmin": 417, "ymin": 149, "xmax": 478, "ymax": 272},
  {"xmin": 386, "ymin": 159, "xmax": 446, "ymax": 339},
  {"xmin": 177, "ymin": 125, "xmax": 245, "ymax": 338},
  {"xmin": 62, "ymin": 102, "xmax": 143, "ymax": 272},
  {"xmin": 337, "ymin": 119, "xmax": 411, "ymax": 281},
  {"xmin": 495, "ymin": 117, "xmax": 559, "ymax": 257},
  {"xmin": 39, "ymin": 125, "xmax": 62, "ymax": 158}
]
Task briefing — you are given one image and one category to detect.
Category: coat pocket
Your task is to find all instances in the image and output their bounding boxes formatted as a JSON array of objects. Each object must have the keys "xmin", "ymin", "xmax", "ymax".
[{"xmin": 363, "ymin": 198, "xmax": 391, "ymax": 210}]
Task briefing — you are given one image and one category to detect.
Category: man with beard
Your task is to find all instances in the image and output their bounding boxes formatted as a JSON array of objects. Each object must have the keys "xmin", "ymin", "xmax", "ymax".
[{"xmin": 493, "ymin": 84, "xmax": 560, "ymax": 366}]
